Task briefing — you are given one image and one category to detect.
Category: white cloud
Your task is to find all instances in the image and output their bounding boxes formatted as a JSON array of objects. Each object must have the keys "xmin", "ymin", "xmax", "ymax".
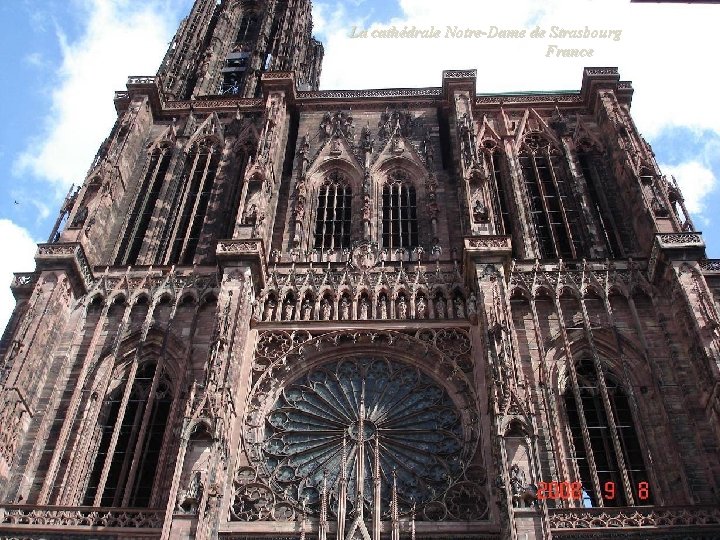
[
  {"xmin": 0, "ymin": 220, "xmax": 37, "ymax": 332},
  {"xmin": 316, "ymin": 0, "xmax": 720, "ymax": 138},
  {"xmin": 14, "ymin": 0, "xmax": 186, "ymax": 189},
  {"xmin": 661, "ymin": 161, "xmax": 717, "ymax": 217}
]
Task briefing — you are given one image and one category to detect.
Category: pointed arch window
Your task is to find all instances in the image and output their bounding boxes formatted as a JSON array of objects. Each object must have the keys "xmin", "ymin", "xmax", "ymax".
[
  {"xmin": 519, "ymin": 135, "xmax": 583, "ymax": 259},
  {"xmin": 576, "ymin": 146, "xmax": 626, "ymax": 258},
  {"xmin": 83, "ymin": 361, "xmax": 174, "ymax": 508},
  {"xmin": 162, "ymin": 139, "xmax": 221, "ymax": 265},
  {"xmin": 564, "ymin": 357, "xmax": 652, "ymax": 507},
  {"xmin": 314, "ymin": 170, "xmax": 352, "ymax": 250},
  {"xmin": 382, "ymin": 170, "xmax": 418, "ymax": 250},
  {"xmin": 116, "ymin": 145, "xmax": 173, "ymax": 265},
  {"xmin": 482, "ymin": 141, "xmax": 513, "ymax": 235}
]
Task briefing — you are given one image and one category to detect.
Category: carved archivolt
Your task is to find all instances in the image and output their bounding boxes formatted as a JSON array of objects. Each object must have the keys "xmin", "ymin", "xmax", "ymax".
[{"xmin": 235, "ymin": 329, "xmax": 486, "ymax": 523}]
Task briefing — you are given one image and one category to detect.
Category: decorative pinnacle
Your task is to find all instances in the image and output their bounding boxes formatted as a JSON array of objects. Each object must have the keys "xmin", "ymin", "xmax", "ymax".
[
  {"xmin": 391, "ymin": 468, "xmax": 399, "ymax": 520},
  {"xmin": 373, "ymin": 433, "xmax": 381, "ymax": 483},
  {"xmin": 341, "ymin": 431, "xmax": 348, "ymax": 480},
  {"xmin": 411, "ymin": 502, "xmax": 416, "ymax": 540},
  {"xmin": 320, "ymin": 470, "xmax": 328, "ymax": 526}
]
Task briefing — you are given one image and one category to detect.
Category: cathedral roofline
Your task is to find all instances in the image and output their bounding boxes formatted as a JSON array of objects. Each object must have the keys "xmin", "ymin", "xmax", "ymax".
[{"xmin": 114, "ymin": 67, "xmax": 632, "ymax": 117}]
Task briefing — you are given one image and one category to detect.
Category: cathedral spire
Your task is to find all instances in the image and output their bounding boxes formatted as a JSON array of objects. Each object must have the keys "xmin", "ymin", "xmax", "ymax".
[{"xmin": 158, "ymin": 0, "xmax": 323, "ymax": 100}]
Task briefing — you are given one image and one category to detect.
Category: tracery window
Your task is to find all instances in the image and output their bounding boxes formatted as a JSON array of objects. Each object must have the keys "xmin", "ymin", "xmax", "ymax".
[
  {"xmin": 116, "ymin": 146, "xmax": 172, "ymax": 265},
  {"xmin": 261, "ymin": 357, "xmax": 464, "ymax": 514},
  {"xmin": 382, "ymin": 170, "xmax": 418, "ymax": 250},
  {"xmin": 577, "ymin": 150, "xmax": 625, "ymax": 257},
  {"xmin": 314, "ymin": 171, "xmax": 352, "ymax": 250},
  {"xmin": 519, "ymin": 135, "xmax": 583, "ymax": 259},
  {"xmin": 483, "ymin": 142, "xmax": 513, "ymax": 235},
  {"xmin": 563, "ymin": 357, "xmax": 651, "ymax": 507},
  {"xmin": 83, "ymin": 361, "xmax": 174, "ymax": 508},
  {"xmin": 236, "ymin": 14, "xmax": 259, "ymax": 44},
  {"xmin": 160, "ymin": 140, "xmax": 221, "ymax": 265}
]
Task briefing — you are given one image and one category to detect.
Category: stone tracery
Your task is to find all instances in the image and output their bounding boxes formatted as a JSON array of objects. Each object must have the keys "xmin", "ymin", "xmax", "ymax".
[{"xmin": 237, "ymin": 329, "xmax": 486, "ymax": 524}]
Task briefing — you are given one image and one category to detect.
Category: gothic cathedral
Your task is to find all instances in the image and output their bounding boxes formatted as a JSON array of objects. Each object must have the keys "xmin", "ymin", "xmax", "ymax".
[{"xmin": 1, "ymin": 1, "xmax": 719, "ymax": 539}]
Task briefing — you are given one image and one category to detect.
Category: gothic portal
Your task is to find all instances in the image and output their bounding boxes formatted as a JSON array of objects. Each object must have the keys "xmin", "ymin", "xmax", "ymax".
[{"xmin": 1, "ymin": 1, "xmax": 720, "ymax": 539}]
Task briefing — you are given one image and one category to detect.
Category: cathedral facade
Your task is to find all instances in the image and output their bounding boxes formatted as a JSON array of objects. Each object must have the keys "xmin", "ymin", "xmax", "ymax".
[{"xmin": 1, "ymin": 0, "xmax": 719, "ymax": 539}]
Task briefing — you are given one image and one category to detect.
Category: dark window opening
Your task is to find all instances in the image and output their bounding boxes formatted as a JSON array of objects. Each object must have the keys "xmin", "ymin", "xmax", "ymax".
[
  {"xmin": 490, "ymin": 151, "xmax": 513, "ymax": 235},
  {"xmin": 520, "ymin": 142, "xmax": 583, "ymax": 259},
  {"xmin": 578, "ymin": 154, "xmax": 622, "ymax": 258},
  {"xmin": 83, "ymin": 362, "xmax": 173, "ymax": 508},
  {"xmin": 314, "ymin": 180, "xmax": 352, "ymax": 251},
  {"xmin": 564, "ymin": 358, "xmax": 652, "ymax": 508},
  {"xmin": 116, "ymin": 148, "xmax": 172, "ymax": 265},
  {"xmin": 167, "ymin": 143, "xmax": 220, "ymax": 265},
  {"xmin": 382, "ymin": 181, "xmax": 418, "ymax": 250}
]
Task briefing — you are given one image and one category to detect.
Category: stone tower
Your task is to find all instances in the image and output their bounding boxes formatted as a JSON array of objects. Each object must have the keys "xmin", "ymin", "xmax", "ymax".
[{"xmin": 1, "ymin": 2, "xmax": 719, "ymax": 539}]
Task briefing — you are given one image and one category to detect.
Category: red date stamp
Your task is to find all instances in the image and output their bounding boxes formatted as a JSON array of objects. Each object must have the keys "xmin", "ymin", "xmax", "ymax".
[{"xmin": 537, "ymin": 481, "xmax": 650, "ymax": 501}]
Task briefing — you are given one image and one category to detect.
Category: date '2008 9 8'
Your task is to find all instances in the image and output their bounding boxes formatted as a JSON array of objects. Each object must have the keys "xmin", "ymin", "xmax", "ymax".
[{"xmin": 536, "ymin": 481, "xmax": 650, "ymax": 500}]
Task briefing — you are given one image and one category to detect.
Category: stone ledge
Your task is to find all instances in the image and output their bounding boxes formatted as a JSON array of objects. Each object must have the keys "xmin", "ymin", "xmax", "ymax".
[
  {"xmin": 216, "ymin": 239, "xmax": 268, "ymax": 292},
  {"xmin": 9, "ymin": 272, "xmax": 39, "ymax": 300},
  {"xmin": 648, "ymin": 232, "xmax": 707, "ymax": 282},
  {"xmin": 35, "ymin": 243, "xmax": 95, "ymax": 295},
  {"xmin": 549, "ymin": 504, "xmax": 720, "ymax": 532}
]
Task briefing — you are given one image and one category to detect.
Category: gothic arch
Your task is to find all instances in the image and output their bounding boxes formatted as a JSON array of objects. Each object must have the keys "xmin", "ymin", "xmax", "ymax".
[
  {"xmin": 518, "ymin": 132, "xmax": 584, "ymax": 260},
  {"xmin": 157, "ymin": 135, "xmax": 223, "ymax": 265},
  {"xmin": 56, "ymin": 328, "xmax": 187, "ymax": 507}
]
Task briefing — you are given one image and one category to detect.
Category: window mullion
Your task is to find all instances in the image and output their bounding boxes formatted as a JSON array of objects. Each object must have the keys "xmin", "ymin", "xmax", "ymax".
[
  {"xmin": 331, "ymin": 184, "xmax": 339, "ymax": 250},
  {"xmin": 121, "ymin": 363, "xmax": 164, "ymax": 507},
  {"xmin": 404, "ymin": 185, "xmax": 410, "ymax": 247},
  {"xmin": 578, "ymin": 295, "xmax": 635, "ymax": 506},
  {"xmin": 122, "ymin": 151, "xmax": 164, "ymax": 265},
  {"xmin": 178, "ymin": 148, "xmax": 213, "ymax": 264},
  {"xmin": 165, "ymin": 149, "xmax": 201, "ymax": 265},
  {"xmin": 554, "ymin": 296, "xmax": 603, "ymax": 506},
  {"xmin": 148, "ymin": 389, "xmax": 181, "ymax": 506},
  {"xmin": 93, "ymin": 363, "xmax": 138, "ymax": 507},
  {"xmin": 548, "ymin": 153, "xmax": 578, "ymax": 259},
  {"xmin": 323, "ymin": 186, "xmax": 330, "ymax": 251},
  {"xmin": 111, "ymin": 390, "xmax": 146, "ymax": 506},
  {"xmin": 533, "ymin": 153, "xmax": 561, "ymax": 258}
]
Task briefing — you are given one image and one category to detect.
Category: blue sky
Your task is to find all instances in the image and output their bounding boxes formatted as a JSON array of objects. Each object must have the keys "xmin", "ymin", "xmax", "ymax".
[{"xmin": 0, "ymin": 0, "xmax": 719, "ymax": 329}]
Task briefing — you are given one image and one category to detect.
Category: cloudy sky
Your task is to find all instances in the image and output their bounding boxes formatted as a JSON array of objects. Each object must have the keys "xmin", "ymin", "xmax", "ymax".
[{"xmin": 0, "ymin": 0, "xmax": 719, "ymax": 330}]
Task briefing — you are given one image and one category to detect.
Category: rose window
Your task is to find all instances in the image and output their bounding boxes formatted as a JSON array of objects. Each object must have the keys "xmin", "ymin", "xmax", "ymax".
[{"xmin": 262, "ymin": 356, "xmax": 465, "ymax": 515}]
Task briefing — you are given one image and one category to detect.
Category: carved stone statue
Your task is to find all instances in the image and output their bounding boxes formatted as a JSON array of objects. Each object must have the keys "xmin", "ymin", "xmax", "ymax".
[
  {"xmin": 454, "ymin": 297, "xmax": 466, "ymax": 319},
  {"xmin": 435, "ymin": 296, "xmax": 446, "ymax": 319},
  {"xmin": 263, "ymin": 299, "xmax": 276, "ymax": 321},
  {"xmin": 340, "ymin": 296, "xmax": 351, "ymax": 320},
  {"xmin": 467, "ymin": 293, "xmax": 478, "ymax": 319},
  {"xmin": 509, "ymin": 465, "xmax": 525, "ymax": 496},
  {"xmin": 302, "ymin": 298, "xmax": 313, "ymax": 320},
  {"xmin": 416, "ymin": 295, "xmax": 427, "ymax": 320},
  {"xmin": 321, "ymin": 298, "xmax": 332, "ymax": 320},
  {"xmin": 243, "ymin": 203, "xmax": 258, "ymax": 225},
  {"xmin": 71, "ymin": 205, "xmax": 88, "ymax": 228},
  {"xmin": 378, "ymin": 295, "xmax": 388, "ymax": 320},
  {"xmin": 284, "ymin": 300, "xmax": 295, "ymax": 321},
  {"xmin": 473, "ymin": 199, "xmax": 489, "ymax": 222},
  {"xmin": 178, "ymin": 470, "xmax": 203, "ymax": 513},
  {"xmin": 510, "ymin": 464, "xmax": 538, "ymax": 508},
  {"xmin": 359, "ymin": 297, "xmax": 370, "ymax": 320},
  {"xmin": 397, "ymin": 295, "xmax": 408, "ymax": 319},
  {"xmin": 330, "ymin": 137, "xmax": 341, "ymax": 155}
]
